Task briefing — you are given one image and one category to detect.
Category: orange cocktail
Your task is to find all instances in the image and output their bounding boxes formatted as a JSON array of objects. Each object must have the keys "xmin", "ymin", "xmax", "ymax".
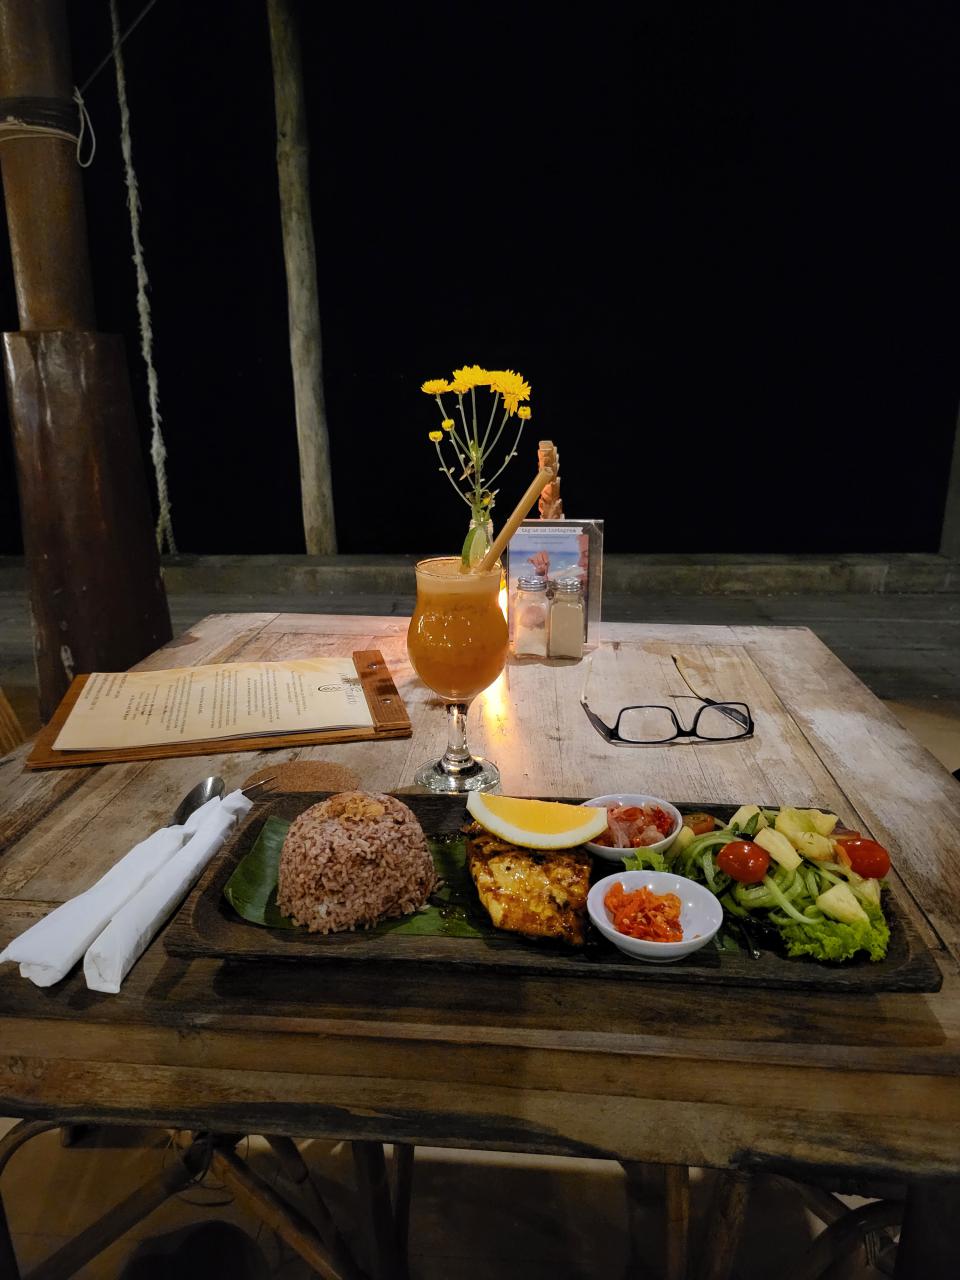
[
  {"xmin": 408, "ymin": 557, "xmax": 507, "ymax": 700},
  {"xmin": 407, "ymin": 556, "xmax": 507, "ymax": 791}
]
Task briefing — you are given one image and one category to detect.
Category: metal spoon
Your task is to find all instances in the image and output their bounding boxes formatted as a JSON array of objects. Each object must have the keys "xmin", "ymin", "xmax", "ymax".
[{"xmin": 171, "ymin": 776, "xmax": 225, "ymax": 826}]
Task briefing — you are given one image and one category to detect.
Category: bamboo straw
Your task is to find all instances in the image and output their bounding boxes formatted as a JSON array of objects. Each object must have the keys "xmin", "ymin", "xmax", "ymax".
[{"xmin": 474, "ymin": 466, "xmax": 556, "ymax": 573}]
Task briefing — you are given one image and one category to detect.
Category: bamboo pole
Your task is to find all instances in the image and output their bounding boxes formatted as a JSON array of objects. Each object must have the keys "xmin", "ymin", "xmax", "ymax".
[
  {"xmin": 0, "ymin": 0, "xmax": 171, "ymax": 720},
  {"xmin": 0, "ymin": 0, "xmax": 94, "ymax": 329},
  {"xmin": 267, "ymin": 0, "xmax": 337, "ymax": 554}
]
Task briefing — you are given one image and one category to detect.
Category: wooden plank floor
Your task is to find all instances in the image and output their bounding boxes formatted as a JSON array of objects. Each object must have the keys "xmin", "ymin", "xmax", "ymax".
[{"xmin": 2, "ymin": 588, "xmax": 959, "ymax": 763}]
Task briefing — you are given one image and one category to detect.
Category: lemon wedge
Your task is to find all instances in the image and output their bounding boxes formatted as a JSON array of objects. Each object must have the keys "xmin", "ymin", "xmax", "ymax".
[{"xmin": 466, "ymin": 793, "xmax": 608, "ymax": 850}]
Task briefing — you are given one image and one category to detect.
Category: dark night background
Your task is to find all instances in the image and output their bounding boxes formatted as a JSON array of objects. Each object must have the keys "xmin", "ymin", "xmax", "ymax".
[{"xmin": 1, "ymin": 0, "xmax": 958, "ymax": 555}]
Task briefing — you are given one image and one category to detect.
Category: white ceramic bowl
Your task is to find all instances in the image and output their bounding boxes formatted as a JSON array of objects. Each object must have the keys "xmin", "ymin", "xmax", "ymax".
[
  {"xmin": 582, "ymin": 794, "xmax": 683, "ymax": 862},
  {"xmin": 587, "ymin": 869, "xmax": 724, "ymax": 963}
]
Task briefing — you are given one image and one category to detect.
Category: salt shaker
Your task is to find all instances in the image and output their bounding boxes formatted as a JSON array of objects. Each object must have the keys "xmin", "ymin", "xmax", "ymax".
[
  {"xmin": 548, "ymin": 578, "xmax": 584, "ymax": 659},
  {"xmin": 512, "ymin": 576, "xmax": 549, "ymax": 656}
]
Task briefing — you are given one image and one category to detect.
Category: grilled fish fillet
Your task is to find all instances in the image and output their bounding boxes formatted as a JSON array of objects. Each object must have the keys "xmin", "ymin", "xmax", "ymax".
[{"xmin": 465, "ymin": 823, "xmax": 591, "ymax": 946}]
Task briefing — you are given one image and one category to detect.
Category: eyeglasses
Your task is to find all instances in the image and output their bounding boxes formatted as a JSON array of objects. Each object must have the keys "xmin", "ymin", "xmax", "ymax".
[{"xmin": 580, "ymin": 654, "xmax": 754, "ymax": 746}]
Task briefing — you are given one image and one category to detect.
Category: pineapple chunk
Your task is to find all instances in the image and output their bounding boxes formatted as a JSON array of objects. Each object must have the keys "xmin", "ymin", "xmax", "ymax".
[
  {"xmin": 793, "ymin": 830, "xmax": 835, "ymax": 863},
  {"xmin": 849, "ymin": 874, "xmax": 882, "ymax": 909},
  {"xmin": 817, "ymin": 882, "xmax": 869, "ymax": 925},
  {"xmin": 775, "ymin": 809, "xmax": 812, "ymax": 846},
  {"xmin": 729, "ymin": 804, "xmax": 768, "ymax": 832},
  {"xmin": 808, "ymin": 810, "xmax": 839, "ymax": 837},
  {"xmin": 776, "ymin": 807, "xmax": 839, "ymax": 845},
  {"xmin": 755, "ymin": 826, "xmax": 802, "ymax": 872}
]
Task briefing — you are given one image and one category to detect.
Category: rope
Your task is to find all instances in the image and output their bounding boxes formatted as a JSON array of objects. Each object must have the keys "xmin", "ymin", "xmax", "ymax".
[
  {"xmin": 73, "ymin": 88, "xmax": 96, "ymax": 167},
  {"xmin": 0, "ymin": 93, "xmax": 93, "ymax": 165},
  {"xmin": 109, "ymin": 0, "xmax": 177, "ymax": 554}
]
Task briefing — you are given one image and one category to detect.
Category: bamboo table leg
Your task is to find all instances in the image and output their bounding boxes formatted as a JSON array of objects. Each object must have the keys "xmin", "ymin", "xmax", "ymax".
[
  {"xmin": 692, "ymin": 1170, "xmax": 752, "ymax": 1280},
  {"xmin": 622, "ymin": 1161, "xmax": 689, "ymax": 1280},
  {"xmin": 392, "ymin": 1143, "xmax": 415, "ymax": 1280},
  {"xmin": 210, "ymin": 1143, "xmax": 356, "ymax": 1280},
  {"xmin": 664, "ymin": 1165, "xmax": 691, "ymax": 1280},
  {"xmin": 894, "ymin": 1178, "xmax": 960, "ymax": 1280},
  {"xmin": 264, "ymin": 1135, "xmax": 366, "ymax": 1280},
  {"xmin": 351, "ymin": 1142, "xmax": 401, "ymax": 1280}
]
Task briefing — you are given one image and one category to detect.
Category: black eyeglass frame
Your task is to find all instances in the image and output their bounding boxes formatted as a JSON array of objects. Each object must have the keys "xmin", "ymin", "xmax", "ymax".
[{"xmin": 580, "ymin": 692, "xmax": 755, "ymax": 746}]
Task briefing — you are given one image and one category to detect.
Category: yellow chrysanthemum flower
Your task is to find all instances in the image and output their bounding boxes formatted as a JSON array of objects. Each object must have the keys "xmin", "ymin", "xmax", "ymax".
[
  {"xmin": 488, "ymin": 369, "xmax": 532, "ymax": 415},
  {"xmin": 421, "ymin": 379, "xmax": 451, "ymax": 396},
  {"xmin": 441, "ymin": 418, "xmax": 454, "ymax": 431},
  {"xmin": 517, "ymin": 405, "xmax": 532, "ymax": 420},
  {"xmin": 428, "ymin": 430, "xmax": 443, "ymax": 443},
  {"xmin": 449, "ymin": 364, "xmax": 490, "ymax": 394}
]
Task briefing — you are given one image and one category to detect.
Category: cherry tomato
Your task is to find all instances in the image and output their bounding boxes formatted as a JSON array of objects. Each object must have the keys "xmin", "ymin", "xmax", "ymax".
[
  {"xmin": 835, "ymin": 836, "xmax": 891, "ymax": 879},
  {"xmin": 717, "ymin": 840, "xmax": 770, "ymax": 884},
  {"xmin": 683, "ymin": 812, "xmax": 716, "ymax": 836}
]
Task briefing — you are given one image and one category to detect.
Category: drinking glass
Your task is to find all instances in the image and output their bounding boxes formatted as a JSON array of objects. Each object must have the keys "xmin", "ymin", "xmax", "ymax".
[{"xmin": 407, "ymin": 556, "xmax": 508, "ymax": 792}]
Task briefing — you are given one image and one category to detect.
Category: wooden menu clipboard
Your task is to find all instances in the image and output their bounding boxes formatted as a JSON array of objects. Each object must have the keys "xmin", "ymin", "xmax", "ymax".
[{"xmin": 25, "ymin": 650, "xmax": 411, "ymax": 770}]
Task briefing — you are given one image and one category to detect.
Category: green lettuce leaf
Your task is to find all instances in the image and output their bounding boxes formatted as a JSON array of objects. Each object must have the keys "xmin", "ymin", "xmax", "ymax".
[
  {"xmin": 777, "ymin": 910, "xmax": 890, "ymax": 963},
  {"xmin": 622, "ymin": 848, "xmax": 668, "ymax": 872}
]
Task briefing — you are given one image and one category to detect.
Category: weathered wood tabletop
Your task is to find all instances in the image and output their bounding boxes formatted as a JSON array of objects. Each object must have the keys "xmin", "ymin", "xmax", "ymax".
[{"xmin": 1, "ymin": 614, "xmax": 959, "ymax": 1207}]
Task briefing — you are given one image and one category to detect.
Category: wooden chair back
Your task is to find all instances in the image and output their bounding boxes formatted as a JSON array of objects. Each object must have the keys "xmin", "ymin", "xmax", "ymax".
[{"xmin": 0, "ymin": 689, "xmax": 26, "ymax": 757}]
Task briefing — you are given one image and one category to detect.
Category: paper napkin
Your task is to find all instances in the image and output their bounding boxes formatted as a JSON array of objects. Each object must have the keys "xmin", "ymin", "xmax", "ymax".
[
  {"xmin": 84, "ymin": 789, "xmax": 252, "ymax": 994},
  {"xmin": 0, "ymin": 796, "xmax": 222, "ymax": 987}
]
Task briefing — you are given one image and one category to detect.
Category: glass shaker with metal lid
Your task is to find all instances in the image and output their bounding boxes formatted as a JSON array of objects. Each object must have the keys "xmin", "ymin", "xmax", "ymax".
[
  {"xmin": 548, "ymin": 577, "xmax": 584, "ymax": 659},
  {"xmin": 512, "ymin": 576, "xmax": 549, "ymax": 656}
]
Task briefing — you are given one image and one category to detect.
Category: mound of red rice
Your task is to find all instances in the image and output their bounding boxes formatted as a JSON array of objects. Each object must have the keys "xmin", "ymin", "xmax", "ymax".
[{"xmin": 277, "ymin": 791, "xmax": 436, "ymax": 934}]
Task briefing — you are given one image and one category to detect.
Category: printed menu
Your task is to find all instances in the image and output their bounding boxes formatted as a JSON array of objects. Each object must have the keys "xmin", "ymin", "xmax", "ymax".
[{"xmin": 52, "ymin": 658, "xmax": 374, "ymax": 751}]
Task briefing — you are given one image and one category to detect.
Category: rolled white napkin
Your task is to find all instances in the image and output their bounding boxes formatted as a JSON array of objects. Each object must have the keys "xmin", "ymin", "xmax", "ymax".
[
  {"xmin": 0, "ymin": 795, "xmax": 222, "ymax": 988},
  {"xmin": 84, "ymin": 789, "xmax": 252, "ymax": 994}
]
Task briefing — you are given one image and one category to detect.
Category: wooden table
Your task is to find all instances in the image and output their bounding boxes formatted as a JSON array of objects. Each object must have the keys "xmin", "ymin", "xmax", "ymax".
[{"xmin": 1, "ymin": 614, "xmax": 959, "ymax": 1277}]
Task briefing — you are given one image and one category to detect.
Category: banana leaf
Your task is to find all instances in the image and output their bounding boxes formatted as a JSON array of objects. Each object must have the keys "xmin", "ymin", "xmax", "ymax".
[{"xmin": 223, "ymin": 815, "xmax": 488, "ymax": 938}]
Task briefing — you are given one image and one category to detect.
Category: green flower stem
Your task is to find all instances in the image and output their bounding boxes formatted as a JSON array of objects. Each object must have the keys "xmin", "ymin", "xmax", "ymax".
[
  {"xmin": 485, "ymin": 420, "xmax": 526, "ymax": 487},
  {"xmin": 434, "ymin": 394, "xmax": 470, "ymax": 467},
  {"xmin": 433, "ymin": 442, "xmax": 472, "ymax": 506},
  {"xmin": 480, "ymin": 391, "xmax": 501, "ymax": 454},
  {"xmin": 456, "ymin": 392, "xmax": 471, "ymax": 443},
  {"xmin": 483, "ymin": 408, "xmax": 513, "ymax": 462}
]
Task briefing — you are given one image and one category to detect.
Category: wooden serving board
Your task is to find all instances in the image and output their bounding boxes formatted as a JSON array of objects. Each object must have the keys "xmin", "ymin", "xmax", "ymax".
[
  {"xmin": 164, "ymin": 793, "xmax": 943, "ymax": 992},
  {"xmin": 24, "ymin": 650, "xmax": 410, "ymax": 769}
]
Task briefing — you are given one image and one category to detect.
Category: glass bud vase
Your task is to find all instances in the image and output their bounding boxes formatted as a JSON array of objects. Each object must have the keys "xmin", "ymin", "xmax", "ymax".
[{"xmin": 461, "ymin": 515, "xmax": 494, "ymax": 568}]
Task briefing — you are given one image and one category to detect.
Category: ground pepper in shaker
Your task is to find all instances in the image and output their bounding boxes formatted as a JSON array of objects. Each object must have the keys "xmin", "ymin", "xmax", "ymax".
[
  {"xmin": 548, "ymin": 578, "xmax": 585, "ymax": 659},
  {"xmin": 512, "ymin": 576, "xmax": 549, "ymax": 656}
]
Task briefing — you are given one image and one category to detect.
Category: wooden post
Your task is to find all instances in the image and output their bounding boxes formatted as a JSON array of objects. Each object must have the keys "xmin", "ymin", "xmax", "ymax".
[
  {"xmin": 267, "ymin": 0, "xmax": 338, "ymax": 554},
  {"xmin": 0, "ymin": 0, "xmax": 171, "ymax": 720}
]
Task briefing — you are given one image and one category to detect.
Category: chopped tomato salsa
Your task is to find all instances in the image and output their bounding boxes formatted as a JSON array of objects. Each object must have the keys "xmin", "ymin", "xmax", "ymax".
[
  {"xmin": 592, "ymin": 803, "xmax": 676, "ymax": 848},
  {"xmin": 605, "ymin": 881, "xmax": 684, "ymax": 942}
]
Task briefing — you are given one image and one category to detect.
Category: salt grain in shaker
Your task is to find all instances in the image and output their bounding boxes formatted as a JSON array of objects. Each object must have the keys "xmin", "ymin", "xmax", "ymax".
[
  {"xmin": 513, "ymin": 576, "xmax": 549, "ymax": 656},
  {"xmin": 548, "ymin": 578, "xmax": 585, "ymax": 659}
]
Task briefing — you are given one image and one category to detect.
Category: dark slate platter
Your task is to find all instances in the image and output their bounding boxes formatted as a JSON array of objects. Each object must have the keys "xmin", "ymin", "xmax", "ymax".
[{"xmin": 164, "ymin": 793, "xmax": 943, "ymax": 993}]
